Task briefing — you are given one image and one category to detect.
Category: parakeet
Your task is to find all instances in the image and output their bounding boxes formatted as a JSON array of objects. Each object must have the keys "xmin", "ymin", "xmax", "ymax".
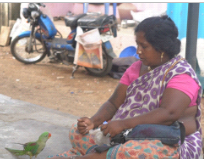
[{"xmin": 5, "ymin": 132, "xmax": 51, "ymax": 159}]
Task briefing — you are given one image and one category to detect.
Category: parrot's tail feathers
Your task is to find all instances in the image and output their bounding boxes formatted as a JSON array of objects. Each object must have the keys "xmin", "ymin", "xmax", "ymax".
[{"xmin": 5, "ymin": 147, "xmax": 26, "ymax": 156}]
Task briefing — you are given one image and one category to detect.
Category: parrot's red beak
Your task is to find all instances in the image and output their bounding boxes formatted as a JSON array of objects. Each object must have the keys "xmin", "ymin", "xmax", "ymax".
[{"xmin": 48, "ymin": 133, "xmax": 51, "ymax": 139}]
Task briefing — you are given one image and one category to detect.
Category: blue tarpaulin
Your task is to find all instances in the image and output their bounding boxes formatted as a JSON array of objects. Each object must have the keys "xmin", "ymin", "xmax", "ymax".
[
  {"xmin": 167, "ymin": 3, "xmax": 204, "ymax": 39},
  {"xmin": 167, "ymin": 3, "xmax": 204, "ymax": 89}
]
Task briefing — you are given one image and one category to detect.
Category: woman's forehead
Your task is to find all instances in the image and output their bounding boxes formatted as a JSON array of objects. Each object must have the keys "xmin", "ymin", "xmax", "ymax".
[{"xmin": 136, "ymin": 32, "xmax": 148, "ymax": 43}]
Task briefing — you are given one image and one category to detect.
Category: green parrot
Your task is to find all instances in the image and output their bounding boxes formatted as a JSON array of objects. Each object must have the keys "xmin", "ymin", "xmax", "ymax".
[{"xmin": 5, "ymin": 132, "xmax": 51, "ymax": 159}]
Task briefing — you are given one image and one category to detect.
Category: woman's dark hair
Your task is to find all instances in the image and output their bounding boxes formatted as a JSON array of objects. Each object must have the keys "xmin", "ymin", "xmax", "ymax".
[{"xmin": 135, "ymin": 15, "xmax": 181, "ymax": 59}]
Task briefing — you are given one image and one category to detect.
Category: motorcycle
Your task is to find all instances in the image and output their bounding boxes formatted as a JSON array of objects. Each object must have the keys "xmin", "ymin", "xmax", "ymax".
[{"xmin": 10, "ymin": 3, "xmax": 118, "ymax": 78}]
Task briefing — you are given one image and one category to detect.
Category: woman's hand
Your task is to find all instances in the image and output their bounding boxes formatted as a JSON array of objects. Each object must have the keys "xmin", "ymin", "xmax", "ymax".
[
  {"xmin": 77, "ymin": 117, "xmax": 94, "ymax": 135},
  {"xmin": 100, "ymin": 120, "xmax": 124, "ymax": 137}
]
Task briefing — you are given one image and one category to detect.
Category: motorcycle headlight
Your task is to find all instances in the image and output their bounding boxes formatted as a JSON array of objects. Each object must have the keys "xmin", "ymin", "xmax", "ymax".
[{"xmin": 31, "ymin": 11, "xmax": 40, "ymax": 19}]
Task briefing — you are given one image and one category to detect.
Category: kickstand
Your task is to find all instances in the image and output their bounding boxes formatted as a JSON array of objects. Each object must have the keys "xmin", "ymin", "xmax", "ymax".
[{"xmin": 70, "ymin": 65, "xmax": 79, "ymax": 79}]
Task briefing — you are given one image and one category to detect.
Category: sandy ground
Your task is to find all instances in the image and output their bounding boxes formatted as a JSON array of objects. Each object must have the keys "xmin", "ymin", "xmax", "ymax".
[{"xmin": 0, "ymin": 44, "xmax": 120, "ymax": 118}]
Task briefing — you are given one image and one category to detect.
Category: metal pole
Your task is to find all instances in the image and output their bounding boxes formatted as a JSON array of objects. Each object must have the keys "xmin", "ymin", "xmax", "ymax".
[
  {"xmin": 104, "ymin": 3, "xmax": 109, "ymax": 15},
  {"xmin": 185, "ymin": 3, "xmax": 200, "ymax": 70},
  {"xmin": 113, "ymin": 3, "xmax": 117, "ymax": 16},
  {"xmin": 83, "ymin": 3, "xmax": 88, "ymax": 13}
]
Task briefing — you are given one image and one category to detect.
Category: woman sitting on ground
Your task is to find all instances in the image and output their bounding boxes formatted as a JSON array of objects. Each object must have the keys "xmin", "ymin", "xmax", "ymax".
[{"xmin": 47, "ymin": 15, "xmax": 202, "ymax": 159}]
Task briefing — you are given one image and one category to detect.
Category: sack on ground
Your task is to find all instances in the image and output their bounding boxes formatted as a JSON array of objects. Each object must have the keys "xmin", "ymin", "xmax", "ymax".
[{"xmin": 109, "ymin": 56, "xmax": 139, "ymax": 79}]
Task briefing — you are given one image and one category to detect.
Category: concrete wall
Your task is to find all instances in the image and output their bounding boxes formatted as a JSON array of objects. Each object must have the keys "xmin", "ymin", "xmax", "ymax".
[
  {"xmin": 43, "ymin": 3, "xmax": 74, "ymax": 17},
  {"xmin": 38, "ymin": 3, "xmax": 167, "ymax": 20},
  {"xmin": 133, "ymin": 3, "xmax": 167, "ymax": 12},
  {"xmin": 72, "ymin": 3, "xmax": 120, "ymax": 19}
]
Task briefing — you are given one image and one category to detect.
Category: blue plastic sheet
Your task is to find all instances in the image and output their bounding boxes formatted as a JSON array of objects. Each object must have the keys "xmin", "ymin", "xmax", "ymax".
[{"xmin": 167, "ymin": 3, "xmax": 204, "ymax": 39}]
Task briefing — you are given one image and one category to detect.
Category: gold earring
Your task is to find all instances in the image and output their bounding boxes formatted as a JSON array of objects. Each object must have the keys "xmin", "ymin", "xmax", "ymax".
[{"xmin": 161, "ymin": 52, "xmax": 164, "ymax": 62}]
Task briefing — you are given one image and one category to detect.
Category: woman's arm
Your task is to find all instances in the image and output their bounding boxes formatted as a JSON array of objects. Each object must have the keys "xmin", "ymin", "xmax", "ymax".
[
  {"xmin": 77, "ymin": 83, "xmax": 128, "ymax": 134},
  {"xmin": 101, "ymin": 88, "xmax": 192, "ymax": 137},
  {"xmin": 91, "ymin": 83, "xmax": 128, "ymax": 128},
  {"xmin": 178, "ymin": 106, "xmax": 197, "ymax": 135}
]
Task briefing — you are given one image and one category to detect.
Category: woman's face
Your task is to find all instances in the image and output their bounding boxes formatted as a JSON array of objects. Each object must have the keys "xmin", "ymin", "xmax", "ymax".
[{"xmin": 136, "ymin": 31, "xmax": 162, "ymax": 68}]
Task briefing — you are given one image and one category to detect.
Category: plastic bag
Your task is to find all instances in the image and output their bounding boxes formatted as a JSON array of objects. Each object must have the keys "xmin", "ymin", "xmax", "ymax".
[
  {"xmin": 89, "ymin": 128, "xmax": 110, "ymax": 146},
  {"xmin": 74, "ymin": 27, "xmax": 103, "ymax": 69}
]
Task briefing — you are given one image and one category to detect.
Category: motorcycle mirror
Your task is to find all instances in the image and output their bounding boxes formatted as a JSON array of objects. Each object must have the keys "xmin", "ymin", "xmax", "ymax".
[{"xmin": 41, "ymin": 3, "xmax": 46, "ymax": 7}]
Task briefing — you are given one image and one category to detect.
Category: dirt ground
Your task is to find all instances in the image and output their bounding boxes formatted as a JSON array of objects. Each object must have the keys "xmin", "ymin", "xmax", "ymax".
[
  {"xmin": 0, "ymin": 45, "xmax": 119, "ymax": 118},
  {"xmin": 0, "ymin": 21, "xmax": 136, "ymax": 118},
  {"xmin": 1, "ymin": 42, "xmax": 204, "ymax": 137}
]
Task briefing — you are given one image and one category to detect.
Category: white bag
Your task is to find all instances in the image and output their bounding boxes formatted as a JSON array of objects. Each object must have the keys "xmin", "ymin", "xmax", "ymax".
[{"xmin": 74, "ymin": 28, "xmax": 103, "ymax": 69}]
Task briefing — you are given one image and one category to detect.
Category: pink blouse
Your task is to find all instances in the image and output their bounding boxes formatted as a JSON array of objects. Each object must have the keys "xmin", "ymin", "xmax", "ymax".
[{"xmin": 120, "ymin": 61, "xmax": 199, "ymax": 107}]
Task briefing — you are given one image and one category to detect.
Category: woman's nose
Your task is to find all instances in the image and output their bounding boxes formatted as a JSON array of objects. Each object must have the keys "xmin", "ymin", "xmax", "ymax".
[
  {"xmin": 136, "ymin": 46, "xmax": 141, "ymax": 54},
  {"xmin": 137, "ymin": 48, "xmax": 142, "ymax": 54}
]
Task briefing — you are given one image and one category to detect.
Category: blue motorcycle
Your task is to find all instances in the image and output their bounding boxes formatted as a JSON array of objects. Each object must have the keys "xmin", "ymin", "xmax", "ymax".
[{"xmin": 10, "ymin": 3, "xmax": 117, "ymax": 77}]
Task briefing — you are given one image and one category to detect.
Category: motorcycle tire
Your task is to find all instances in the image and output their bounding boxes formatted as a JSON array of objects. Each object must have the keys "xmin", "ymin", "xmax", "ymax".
[
  {"xmin": 10, "ymin": 35, "xmax": 47, "ymax": 64},
  {"xmin": 85, "ymin": 50, "xmax": 113, "ymax": 77}
]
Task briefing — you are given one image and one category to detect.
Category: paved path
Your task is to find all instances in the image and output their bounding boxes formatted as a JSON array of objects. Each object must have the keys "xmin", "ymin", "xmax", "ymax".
[{"xmin": 0, "ymin": 94, "xmax": 78, "ymax": 159}]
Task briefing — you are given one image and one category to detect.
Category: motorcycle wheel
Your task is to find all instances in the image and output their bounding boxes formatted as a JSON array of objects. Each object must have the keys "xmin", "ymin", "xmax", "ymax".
[
  {"xmin": 85, "ymin": 51, "xmax": 113, "ymax": 77},
  {"xmin": 10, "ymin": 35, "xmax": 47, "ymax": 64}
]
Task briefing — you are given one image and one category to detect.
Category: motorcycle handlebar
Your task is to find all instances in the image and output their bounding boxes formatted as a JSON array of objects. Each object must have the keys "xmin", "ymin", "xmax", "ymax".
[{"xmin": 36, "ymin": 3, "xmax": 46, "ymax": 7}]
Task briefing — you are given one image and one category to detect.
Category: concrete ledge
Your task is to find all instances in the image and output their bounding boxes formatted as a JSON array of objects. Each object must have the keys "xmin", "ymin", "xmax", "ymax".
[{"xmin": 0, "ymin": 94, "xmax": 78, "ymax": 159}]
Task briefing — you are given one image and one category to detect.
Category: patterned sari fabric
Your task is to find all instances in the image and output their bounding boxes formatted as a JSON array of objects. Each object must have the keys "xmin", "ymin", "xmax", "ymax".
[
  {"xmin": 47, "ymin": 55, "xmax": 202, "ymax": 159},
  {"xmin": 47, "ymin": 123, "xmax": 98, "ymax": 158},
  {"xmin": 47, "ymin": 123, "xmax": 179, "ymax": 159},
  {"xmin": 107, "ymin": 140, "xmax": 179, "ymax": 159},
  {"xmin": 111, "ymin": 55, "xmax": 203, "ymax": 158}
]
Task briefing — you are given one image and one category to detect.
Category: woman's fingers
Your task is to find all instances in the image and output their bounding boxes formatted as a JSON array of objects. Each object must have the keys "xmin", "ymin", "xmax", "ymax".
[
  {"xmin": 77, "ymin": 117, "xmax": 92, "ymax": 135},
  {"xmin": 100, "ymin": 124, "xmax": 109, "ymax": 136},
  {"xmin": 100, "ymin": 123, "xmax": 108, "ymax": 131},
  {"xmin": 77, "ymin": 121, "xmax": 87, "ymax": 127},
  {"xmin": 79, "ymin": 129, "xmax": 89, "ymax": 135},
  {"xmin": 78, "ymin": 127, "xmax": 89, "ymax": 135},
  {"xmin": 77, "ymin": 125, "xmax": 89, "ymax": 134},
  {"xmin": 77, "ymin": 117, "xmax": 95, "ymax": 134}
]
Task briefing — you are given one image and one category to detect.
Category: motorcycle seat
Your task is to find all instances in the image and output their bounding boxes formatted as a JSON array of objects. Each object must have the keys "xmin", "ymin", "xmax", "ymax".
[
  {"xmin": 64, "ymin": 14, "xmax": 86, "ymax": 29},
  {"xmin": 77, "ymin": 14, "xmax": 117, "ymax": 36}
]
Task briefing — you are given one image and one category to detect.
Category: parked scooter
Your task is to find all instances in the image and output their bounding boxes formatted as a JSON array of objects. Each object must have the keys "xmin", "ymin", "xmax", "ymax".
[{"xmin": 10, "ymin": 3, "xmax": 118, "ymax": 77}]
